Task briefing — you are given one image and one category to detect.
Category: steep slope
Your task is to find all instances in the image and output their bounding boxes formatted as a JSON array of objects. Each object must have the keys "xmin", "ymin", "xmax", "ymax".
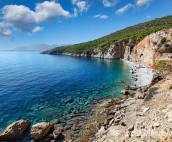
[
  {"xmin": 124, "ymin": 28, "xmax": 172, "ymax": 67},
  {"xmin": 43, "ymin": 15, "xmax": 172, "ymax": 59}
]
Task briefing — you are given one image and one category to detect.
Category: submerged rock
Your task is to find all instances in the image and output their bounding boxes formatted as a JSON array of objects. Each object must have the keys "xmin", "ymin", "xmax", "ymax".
[
  {"xmin": 65, "ymin": 98, "xmax": 74, "ymax": 104},
  {"xmin": 0, "ymin": 119, "xmax": 30, "ymax": 140},
  {"xmin": 31, "ymin": 122, "xmax": 52, "ymax": 140},
  {"xmin": 50, "ymin": 119, "xmax": 61, "ymax": 125},
  {"xmin": 118, "ymin": 80, "xmax": 125, "ymax": 84}
]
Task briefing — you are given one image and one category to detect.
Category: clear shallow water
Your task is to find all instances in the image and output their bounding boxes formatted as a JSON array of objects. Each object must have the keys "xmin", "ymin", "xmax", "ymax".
[{"xmin": 0, "ymin": 52, "xmax": 132, "ymax": 131}]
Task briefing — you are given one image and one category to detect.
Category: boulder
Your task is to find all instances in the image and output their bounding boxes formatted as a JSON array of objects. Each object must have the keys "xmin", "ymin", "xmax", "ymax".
[
  {"xmin": 135, "ymin": 92, "xmax": 146, "ymax": 99},
  {"xmin": 31, "ymin": 122, "xmax": 52, "ymax": 140},
  {"xmin": 0, "ymin": 119, "xmax": 30, "ymax": 140},
  {"xmin": 121, "ymin": 90, "xmax": 130, "ymax": 95},
  {"xmin": 53, "ymin": 129, "xmax": 62, "ymax": 140},
  {"xmin": 130, "ymin": 86, "xmax": 138, "ymax": 91},
  {"xmin": 53, "ymin": 124, "xmax": 62, "ymax": 140},
  {"xmin": 125, "ymin": 85, "xmax": 130, "ymax": 90},
  {"xmin": 54, "ymin": 124, "xmax": 63, "ymax": 132},
  {"xmin": 169, "ymin": 84, "xmax": 172, "ymax": 90}
]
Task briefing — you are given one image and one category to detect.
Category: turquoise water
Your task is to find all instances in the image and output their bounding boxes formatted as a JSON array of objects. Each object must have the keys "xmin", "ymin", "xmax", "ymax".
[{"xmin": 0, "ymin": 52, "xmax": 132, "ymax": 131}]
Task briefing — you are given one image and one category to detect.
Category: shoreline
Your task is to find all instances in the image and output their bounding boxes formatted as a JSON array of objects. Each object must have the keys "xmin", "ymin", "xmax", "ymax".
[
  {"xmin": 0, "ymin": 59, "xmax": 155, "ymax": 142},
  {"xmin": 123, "ymin": 60, "xmax": 154, "ymax": 87},
  {"xmin": 74, "ymin": 60, "xmax": 156, "ymax": 141},
  {"xmin": 74, "ymin": 60, "xmax": 161, "ymax": 142},
  {"xmin": 76, "ymin": 61, "xmax": 172, "ymax": 142}
]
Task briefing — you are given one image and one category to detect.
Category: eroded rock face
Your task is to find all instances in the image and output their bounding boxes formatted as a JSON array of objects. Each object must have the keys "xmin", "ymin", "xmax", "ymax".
[
  {"xmin": 31, "ymin": 122, "xmax": 52, "ymax": 140},
  {"xmin": 124, "ymin": 28, "xmax": 172, "ymax": 67},
  {"xmin": 0, "ymin": 119, "xmax": 30, "ymax": 140},
  {"xmin": 91, "ymin": 43, "xmax": 125, "ymax": 59}
]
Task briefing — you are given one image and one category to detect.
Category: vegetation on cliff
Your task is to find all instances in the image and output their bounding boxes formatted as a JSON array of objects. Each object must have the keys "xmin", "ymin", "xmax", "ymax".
[{"xmin": 43, "ymin": 15, "xmax": 172, "ymax": 55}]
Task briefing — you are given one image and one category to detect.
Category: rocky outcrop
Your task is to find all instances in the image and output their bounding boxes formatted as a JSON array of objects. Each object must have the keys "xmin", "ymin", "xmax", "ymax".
[
  {"xmin": 93, "ymin": 73, "xmax": 172, "ymax": 142},
  {"xmin": 62, "ymin": 43, "xmax": 126, "ymax": 59},
  {"xmin": 0, "ymin": 119, "xmax": 30, "ymax": 140},
  {"xmin": 30, "ymin": 122, "xmax": 52, "ymax": 140},
  {"xmin": 124, "ymin": 28, "xmax": 172, "ymax": 67},
  {"xmin": 62, "ymin": 28, "xmax": 172, "ymax": 65},
  {"xmin": 92, "ymin": 44, "xmax": 125, "ymax": 59}
]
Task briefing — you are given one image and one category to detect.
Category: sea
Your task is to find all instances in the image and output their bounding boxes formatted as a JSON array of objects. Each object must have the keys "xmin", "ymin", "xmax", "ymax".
[{"xmin": 0, "ymin": 52, "xmax": 133, "ymax": 133}]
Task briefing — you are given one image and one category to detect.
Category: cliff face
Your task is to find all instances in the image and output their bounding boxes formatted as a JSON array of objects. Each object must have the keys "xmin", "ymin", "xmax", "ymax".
[
  {"xmin": 64, "ymin": 28, "xmax": 172, "ymax": 65},
  {"xmin": 124, "ymin": 28, "xmax": 172, "ymax": 67},
  {"xmin": 92, "ymin": 43, "xmax": 125, "ymax": 59},
  {"xmin": 63, "ymin": 43, "xmax": 126, "ymax": 59}
]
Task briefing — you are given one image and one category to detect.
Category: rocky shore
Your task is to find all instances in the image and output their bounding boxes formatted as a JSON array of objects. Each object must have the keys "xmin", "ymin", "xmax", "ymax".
[
  {"xmin": 75, "ymin": 71, "xmax": 172, "ymax": 142},
  {"xmin": 0, "ymin": 62, "xmax": 169, "ymax": 142},
  {"xmin": 0, "ymin": 61, "xmax": 171, "ymax": 142}
]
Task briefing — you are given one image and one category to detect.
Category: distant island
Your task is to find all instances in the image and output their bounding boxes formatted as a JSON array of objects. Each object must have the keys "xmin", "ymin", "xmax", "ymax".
[{"xmin": 0, "ymin": 44, "xmax": 70, "ymax": 52}]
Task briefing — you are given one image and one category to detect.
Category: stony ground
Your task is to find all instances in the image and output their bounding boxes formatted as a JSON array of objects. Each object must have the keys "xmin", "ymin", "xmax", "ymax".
[{"xmin": 92, "ymin": 73, "xmax": 172, "ymax": 142}]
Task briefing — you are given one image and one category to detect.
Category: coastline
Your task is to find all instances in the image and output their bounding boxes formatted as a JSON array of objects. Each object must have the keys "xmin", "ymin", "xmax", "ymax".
[
  {"xmin": 0, "ymin": 57, "xmax": 170, "ymax": 142},
  {"xmin": 76, "ymin": 61, "xmax": 172, "ymax": 142},
  {"xmin": 74, "ymin": 60, "xmax": 155, "ymax": 141}
]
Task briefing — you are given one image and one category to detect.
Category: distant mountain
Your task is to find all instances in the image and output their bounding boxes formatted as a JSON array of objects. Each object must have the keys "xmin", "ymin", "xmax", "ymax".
[{"xmin": 3, "ymin": 44, "xmax": 69, "ymax": 52}]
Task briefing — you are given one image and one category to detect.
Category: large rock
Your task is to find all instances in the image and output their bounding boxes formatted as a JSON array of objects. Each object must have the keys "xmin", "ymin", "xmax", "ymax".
[
  {"xmin": 0, "ymin": 119, "xmax": 30, "ymax": 140},
  {"xmin": 135, "ymin": 92, "xmax": 146, "ymax": 99},
  {"xmin": 121, "ymin": 90, "xmax": 130, "ymax": 95},
  {"xmin": 53, "ymin": 123, "xmax": 63, "ymax": 139},
  {"xmin": 31, "ymin": 122, "xmax": 52, "ymax": 140},
  {"xmin": 130, "ymin": 86, "xmax": 138, "ymax": 91}
]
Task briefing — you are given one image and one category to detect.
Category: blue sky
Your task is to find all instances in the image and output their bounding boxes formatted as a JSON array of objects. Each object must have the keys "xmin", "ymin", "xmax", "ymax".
[{"xmin": 0, "ymin": 0, "xmax": 172, "ymax": 49}]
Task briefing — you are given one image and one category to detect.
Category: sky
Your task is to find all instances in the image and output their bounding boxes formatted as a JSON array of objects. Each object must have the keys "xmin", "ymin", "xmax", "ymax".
[{"xmin": 0, "ymin": 0, "xmax": 172, "ymax": 49}]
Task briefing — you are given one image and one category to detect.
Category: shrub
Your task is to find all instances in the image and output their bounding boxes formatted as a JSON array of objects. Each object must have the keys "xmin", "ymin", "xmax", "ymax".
[
  {"xmin": 144, "ymin": 87, "xmax": 158, "ymax": 102},
  {"xmin": 160, "ymin": 37, "xmax": 167, "ymax": 44},
  {"xmin": 164, "ymin": 45, "xmax": 172, "ymax": 53},
  {"xmin": 155, "ymin": 60, "xmax": 168, "ymax": 70}
]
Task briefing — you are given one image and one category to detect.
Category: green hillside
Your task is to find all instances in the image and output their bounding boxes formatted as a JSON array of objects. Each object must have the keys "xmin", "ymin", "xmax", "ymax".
[{"xmin": 43, "ymin": 15, "xmax": 172, "ymax": 55}]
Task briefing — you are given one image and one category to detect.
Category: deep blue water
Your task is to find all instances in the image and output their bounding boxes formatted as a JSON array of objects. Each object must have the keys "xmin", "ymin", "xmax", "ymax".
[{"xmin": 0, "ymin": 52, "xmax": 132, "ymax": 131}]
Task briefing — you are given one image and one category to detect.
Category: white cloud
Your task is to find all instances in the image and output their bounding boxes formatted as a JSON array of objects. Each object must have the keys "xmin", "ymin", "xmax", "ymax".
[
  {"xmin": 115, "ymin": 3, "xmax": 133, "ymax": 15},
  {"xmin": 136, "ymin": 0, "xmax": 152, "ymax": 7},
  {"xmin": 103, "ymin": 0, "xmax": 120, "ymax": 7},
  {"xmin": 0, "ymin": 1, "xmax": 70, "ymax": 37},
  {"xmin": 35, "ymin": 1, "xmax": 70, "ymax": 23},
  {"xmin": 76, "ymin": 1, "xmax": 88, "ymax": 13},
  {"xmin": 0, "ymin": 22, "xmax": 12, "ymax": 37},
  {"xmin": 32, "ymin": 26, "xmax": 43, "ymax": 33},
  {"xmin": 0, "ymin": 22, "xmax": 11, "ymax": 28},
  {"xmin": 94, "ymin": 14, "xmax": 109, "ymax": 19},
  {"xmin": 72, "ymin": 0, "xmax": 78, "ymax": 4},
  {"xmin": 73, "ymin": 8, "xmax": 78, "ymax": 17},
  {"xmin": 72, "ymin": 0, "xmax": 89, "ymax": 14},
  {"xmin": 146, "ymin": 15, "xmax": 151, "ymax": 19},
  {"xmin": 2, "ymin": 5, "xmax": 36, "ymax": 32},
  {"xmin": 0, "ymin": 28, "xmax": 12, "ymax": 37}
]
